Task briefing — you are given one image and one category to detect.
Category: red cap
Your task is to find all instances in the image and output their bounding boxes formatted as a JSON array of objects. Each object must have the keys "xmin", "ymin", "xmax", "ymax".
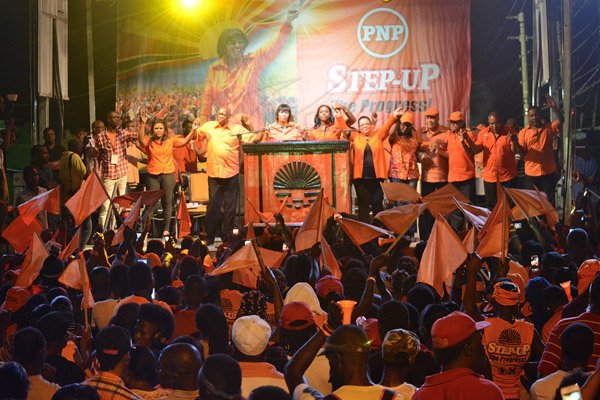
[
  {"xmin": 448, "ymin": 111, "xmax": 464, "ymax": 122},
  {"xmin": 0, "ymin": 286, "xmax": 31, "ymax": 312},
  {"xmin": 279, "ymin": 301, "xmax": 315, "ymax": 331},
  {"xmin": 315, "ymin": 275, "xmax": 344, "ymax": 298},
  {"xmin": 425, "ymin": 108, "xmax": 439, "ymax": 117},
  {"xmin": 431, "ymin": 311, "xmax": 490, "ymax": 349}
]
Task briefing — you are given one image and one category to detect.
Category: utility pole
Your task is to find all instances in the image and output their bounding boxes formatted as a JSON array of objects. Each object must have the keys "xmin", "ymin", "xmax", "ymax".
[{"xmin": 508, "ymin": 12, "xmax": 531, "ymax": 127}]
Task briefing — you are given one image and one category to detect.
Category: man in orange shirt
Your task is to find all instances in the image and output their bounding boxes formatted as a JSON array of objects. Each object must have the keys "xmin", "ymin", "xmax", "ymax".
[
  {"xmin": 447, "ymin": 111, "xmax": 478, "ymax": 202},
  {"xmin": 195, "ymin": 108, "xmax": 252, "ymax": 245},
  {"xmin": 475, "ymin": 112, "xmax": 519, "ymax": 208},
  {"xmin": 517, "ymin": 96, "xmax": 562, "ymax": 204},
  {"xmin": 418, "ymin": 108, "xmax": 449, "ymax": 239},
  {"xmin": 198, "ymin": 10, "xmax": 298, "ymax": 129}
]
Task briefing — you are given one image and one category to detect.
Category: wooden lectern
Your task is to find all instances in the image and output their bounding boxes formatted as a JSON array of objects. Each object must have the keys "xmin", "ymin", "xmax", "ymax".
[{"xmin": 242, "ymin": 141, "xmax": 351, "ymax": 224}]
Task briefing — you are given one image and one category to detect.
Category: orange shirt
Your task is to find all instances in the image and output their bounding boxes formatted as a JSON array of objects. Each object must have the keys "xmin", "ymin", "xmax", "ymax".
[
  {"xmin": 389, "ymin": 131, "xmax": 422, "ymax": 180},
  {"xmin": 447, "ymin": 130, "xmax": 476, "ymax": 182},
  {"xmin": 475, "ymin": 127, "xmax": 517, "ymax": 183},
  {"xmin": 308, "ymin": 114, "xmax": 349, "ymax": 141},
  {"xmin": 199, "ymin": 25, "xmax": 292, "ymax": 129},
  {"xmin": 146, "ymin": 137, "xmax": 176, "ymax": 175},
  {"xmin": 197, "ymin": 120, "xmax": 250, "ymax": 179},
  {"xmin": 517, "ymin": 120, "xmax": 561, "ymax": 176},
  {"xmin": 350, "ymin": 115, "xmax": 396, "ymax": 180},
  {"xmin": 419, "ymin": 125, "xmax": 449, "ymax": 183},
  {"xmin": 263, "ymin": 123, "xmax": 303, "ymax": 142}
]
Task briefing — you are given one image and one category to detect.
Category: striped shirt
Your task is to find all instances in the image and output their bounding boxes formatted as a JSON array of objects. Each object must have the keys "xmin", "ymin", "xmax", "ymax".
[
  {"xmin": 86, "ymin": 371, "xmax": 142, "ymax": 400},
  {"xmin": 538, "ymin": 312, "xmax": 600, "ymax": 376}
]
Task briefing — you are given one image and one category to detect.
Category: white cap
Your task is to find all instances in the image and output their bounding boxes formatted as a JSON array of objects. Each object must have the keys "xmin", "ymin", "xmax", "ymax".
[{"xmin": 231, "ymin": 315, "xmax": 271, "ymax": 356}]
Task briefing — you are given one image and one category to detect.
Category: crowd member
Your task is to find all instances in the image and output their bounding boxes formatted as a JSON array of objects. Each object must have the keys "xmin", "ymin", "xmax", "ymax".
[
  {"xmin": 307, "ymin": 104, "xmax": 354, "ymax": 141},
  {"xmin": 157, "ymin": 343, "xmax": 203, "ymax": 400},
  {"xmin": 138, "ymin": 116, "xmax": 196, "ymax": 238},
  {"xmin": 388, "ymin": 112, "xmax": 421, "ymax": 188},
  {"xmin": 15, "ymin": 165, "xmax": 48, "ymax": 228},
  {"xmin": 96, "ymin": 111, "xmax": 139, "ymax": 229},
  {"xmin": 516, "ymin": 96, "xmax": 562, "ymax": 205},
  {"xmin": 194, "ymin": 107, "xmax": 252, "ymax": 245},
  {"xmin": 262, "ymin": 104, "xmax": 304, "ymax": 142},
  {"xmin": 446, "ymin": 111, "xmax": 478, "ymax": 203},
  {"xmin": 417, "ymin": 108, "xmax": 449, "ymax": 239},
  {"xmin": 474, "ymin": 111, "xmax": 519, "ymax": 208},
  {"xmin": 198, "ymin": 10, "xmax": 298, "ymax": 129},
  {"xmin": 349, "ymin": 107, "xmax": 403, "ymax": 223}
]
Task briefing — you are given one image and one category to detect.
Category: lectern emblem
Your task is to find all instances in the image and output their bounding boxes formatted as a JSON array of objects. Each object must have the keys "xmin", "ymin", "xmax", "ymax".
[{"xmin": 273, "ymin": 161, "xmax": 321, "ymax": 209}]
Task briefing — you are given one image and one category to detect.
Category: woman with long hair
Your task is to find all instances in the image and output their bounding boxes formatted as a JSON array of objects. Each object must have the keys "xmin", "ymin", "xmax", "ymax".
[{"xmin": 139, "ymin": 115, "xmax": 196, "ymax": 237}]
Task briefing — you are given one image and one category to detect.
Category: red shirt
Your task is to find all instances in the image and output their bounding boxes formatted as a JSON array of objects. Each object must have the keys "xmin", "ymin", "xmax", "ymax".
[
  {"xmin": 475, "ymin": 127, "xmax": 517, "ymax": 183},
  {"xmin": 412, "ymin": 367, "xmax": 504, "ymax": 400}
]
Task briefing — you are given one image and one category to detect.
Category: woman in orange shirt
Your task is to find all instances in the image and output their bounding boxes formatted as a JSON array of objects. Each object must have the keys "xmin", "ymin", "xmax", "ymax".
[
  {"xmin": 349, "ymin": 106, "xmax": 403, "ymax": 222},
  {"xmin": 139, "ymin": 116, "xmax": 196, "ymax": 237},
  {"xmin": 307, "ymin": 104, "xmax": 356, "ymax": 141},
  {"xmin": 262, "ymin": 104, "xmax": 304, "ymax": 142}
]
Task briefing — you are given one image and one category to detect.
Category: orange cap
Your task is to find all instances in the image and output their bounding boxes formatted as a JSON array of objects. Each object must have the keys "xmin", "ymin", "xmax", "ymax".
[
  {"xmin": 400, "ymin": 112, "xmax": 415, "ymax": 125},
  {"xmin": 425, "ymin": 108, "xmax": 439, "ymax": 117},
  {"xmin": 448, "ymin": 111, "xmax": 464, "ymax": 122}
]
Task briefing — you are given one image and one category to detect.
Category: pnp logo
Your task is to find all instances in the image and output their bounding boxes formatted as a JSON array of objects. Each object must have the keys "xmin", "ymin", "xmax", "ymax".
[{"xmin": 357, "ymin": 8, "xmax": 409, "ymax": 59}]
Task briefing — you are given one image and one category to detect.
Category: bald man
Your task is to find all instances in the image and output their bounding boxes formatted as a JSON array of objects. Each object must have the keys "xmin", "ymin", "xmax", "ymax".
[{"xmin": 158, "ymin": 343, "xmax": 203, "ymax": 400}]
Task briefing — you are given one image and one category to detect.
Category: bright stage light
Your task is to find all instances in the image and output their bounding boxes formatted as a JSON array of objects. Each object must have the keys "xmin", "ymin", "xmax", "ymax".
[{"xmin": 180, "ymin": 0, "xmax": 199, "ymax": 9}]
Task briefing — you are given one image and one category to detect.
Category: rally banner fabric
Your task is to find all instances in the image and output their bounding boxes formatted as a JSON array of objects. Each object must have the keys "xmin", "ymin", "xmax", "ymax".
[{"xmin": 116, "ymin": 0, "xmax": 471, "ymax": 133}]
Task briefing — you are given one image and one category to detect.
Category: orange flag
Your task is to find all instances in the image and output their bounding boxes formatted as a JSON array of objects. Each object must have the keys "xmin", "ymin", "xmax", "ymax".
[
  {"xmin": 58, "ymin": 257, "xmax": 95, "ymax": 308},
  {"xmin": 18, "ymin": 186, "xmax": 61, "ymax": 224},
  {"xmin": 113, "ymin": 189, "xmax": 165, "ymax": 209},
  {"xmin": 417, "ymin": 216, "xmax": 468, "ymax": 296},
  {"xmin": 320, "ymin": 236, "xmax": 341, "ymax": 279},
  {"xmin": 381, "ymin": 181, "xmax": 421, "ymax": 203},
  {"xmin": 477, "ymin": 190, "xmax": 510, "ymax": 259},
  {"xmin": 375, "ymin": 203, "xmax": 428, "ymax": 234},
  {"xmin": 65, "ymin": 171, "xmax": 109, "ymax": 226},
  {"xmin": 423, "ymin": 183, "xmax": 470, "ymax": 217},
  {"xmin": 59, "ymin": 227, "xmax": 81, "ymax": 261},
  {"xmin": 2, "ymin": 215, "xmax": 43, "ymax": 253},
  {"xmin": 15, "ymin": 233, "xmax": 49, "ymax": 288},
  {"xmin": 462, "ymin": 226, "xmax": 477, "ymax": 253},
  {"xmin": 453, "ymin": 198, "xmax": 491, "ymax": 230},
  {"xmin": 337, "ymin": 217, "xmax": 394, "ymax": 246},
  {"xmin": 112, "ymin": 197, "xmax": 144, "ymax": 246},
  {"xmin": 177, "ymin": 191, "xmax": 191, "ymax": 240},
  {"xmin": 295, "ymin": 189, "xmax": 335, "ymax": 252}
]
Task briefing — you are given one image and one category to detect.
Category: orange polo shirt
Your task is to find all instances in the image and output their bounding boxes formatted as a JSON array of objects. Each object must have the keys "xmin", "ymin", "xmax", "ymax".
[
  {"xmin": 475, "ymin": 127, "xmax": 517, "ymax": 183},
  {"xmin": 447, "ymin": 130, "xmax": 476, "ymax": 182},
  {"xmin": 146, "ymin": 137, "xmax": 176, "ymax": 175},
  {"xmin": 197, "ymin": 120, "xmax": 250, "ymax": 179},
  {"xmin": 350, "ymin": 115, "xmax": 396, "ymax": 180},
  {"xmin": 518, "ymin": 120, "xmax": 561, "ymax": 176},
  {"xmin": 419, "ymin": 125, "xmax": 449, "ymax": 183}
]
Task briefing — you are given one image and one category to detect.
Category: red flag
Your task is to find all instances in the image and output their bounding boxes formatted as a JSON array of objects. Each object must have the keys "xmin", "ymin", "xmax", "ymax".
[
  {"xmin": 113, "ymin": 189, "xmax": 165, "ymax": 209},
  {"xmin": 18, "ymin": 186, "xmax": 61, "ymax": 224},
  {"xmin": 2, "ymin": 215, "xmax": 43, "ymax": 253},
  {"xmin": 295, "ymin": 189, "xmax": 335, "ymax": 252},
  {"xmin": 337, "ymin": 217, "xmax": 394, "ymax": 246},
  {"xmin": 59, "ymin": 227, "xmax": 81, "ymax": 261},
  {"xmin": 58, "ymin": 257, "xmax": 95, "ymax": 308},
  {"xmin": 477, "ymin": 191, "xmax": 510, "ymax": 259},
  {"xmin": 453, "ymin": 198, "xmax": 491, "ymax": 230},
  {"xmin": 15, "ymin": 233, "xmax": 49, "ymax": 288},
  {"xmin": 423, "ymin": 183, "xmax": 470, "ymax": 217},
  {"xmin": 65, "ymin": 172, "xmax": 109, "ymax": 226},
  {"xmin": 381, "ymin": 181, "xmax": 421, "ymax": 203},
  {"xmin": 418, "ymin": 217, "xmax": 468, "ymax": 296},
  {"xmin": 462, "ymin": 226, "xmax": 477, "ymax": 253},
  {"xmin": 375, "ymin": 203, "xmax": 428, "ymax": 234},
  {"xmin": 177, "ymin": 191, "xmax": 191, "ymax": 240},
  {"xmin": 320, "ymin": 236, "xmax": 341, "ymax": 279}
]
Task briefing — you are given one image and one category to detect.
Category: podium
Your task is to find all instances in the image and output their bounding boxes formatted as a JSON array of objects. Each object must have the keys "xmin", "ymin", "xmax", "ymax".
[{"xmin": 242, "ymin": 141, "xmax": 351, "ymax": 224}]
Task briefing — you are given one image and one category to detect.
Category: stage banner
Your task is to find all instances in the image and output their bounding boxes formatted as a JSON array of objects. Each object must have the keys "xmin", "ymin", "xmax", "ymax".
[{"xmin": 116, "ymin": 0, "xmax": 471, "ymax": 134}]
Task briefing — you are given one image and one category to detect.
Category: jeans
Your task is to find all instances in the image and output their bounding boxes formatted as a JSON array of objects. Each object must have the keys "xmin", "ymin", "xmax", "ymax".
[
  {"xmin": 418, "ymin": 181, "xmax": 447, "ymax": 240},
  {"xmin": 206, "ymin": 174, "xmax": 239, "ymax": 243},
  {"xmin": 353, "ymin": 178, "xmax": 384, "ymax": 223},
  {"xmin": 525, "ymin": 173, "xmax": 557, "ymax": 205},
  {"xmin": 146, "ymin": 172, "xmax": 177, "ymax": 234},
  {"xmin": 484, "ymin": 178, "xmax": 516, "ymax": 209},
  {"xmin": 98, "ymin": 175, "xmax": 127, "ymax": 230}
]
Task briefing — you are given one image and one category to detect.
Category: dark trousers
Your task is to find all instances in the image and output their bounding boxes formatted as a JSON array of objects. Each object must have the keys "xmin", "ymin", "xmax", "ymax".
[
  {"xmin": 206, "ymin": 174, "xmax": 239, "ymax": 243},
  {"xmin": 525, "ymin": 173, "xmax": 557, "ymax": 205},
  {"xmin": 484, "ymin": 178, "xmax": 516, "ymax": 209},
  {"xmin": 146, "ymin": 172, "xmax": 177, "ymax": 234},
  {"xmin": 353, "ymin": 178, "xmax": 384, "ymax": 223},
  {"xmin": 418, "ymin": 181, "xmax": 448, "ymax": 240}
]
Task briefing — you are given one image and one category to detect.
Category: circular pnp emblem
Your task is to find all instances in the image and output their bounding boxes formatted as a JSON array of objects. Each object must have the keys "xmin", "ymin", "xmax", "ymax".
[{"xmin": 357, "ymin": 8, "xmax": 409, "ymax": 59}]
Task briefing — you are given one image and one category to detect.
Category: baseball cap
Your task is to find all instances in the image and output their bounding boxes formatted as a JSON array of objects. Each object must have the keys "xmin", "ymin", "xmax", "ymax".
[
  {"xmin": 400, "ymin": 112, "xmax": 415, "ymax": 125},
  {"xmin": 0, "ymin": 286, "xmax": 31, "ymax": 312},
  {"xmin": 232, "ymin": 315, "xmax": 271, "ymax": 356},
  {"xmin": 315, "ymin": 275, "xmax": 344, "ymax": 299},
  {"xmin": 425, "ymin": 108, "xmax": 439, "ymax": 117},
  {"xmin": 448, "ymin": 111, "xmax": 464, "ymax": 122},
  {"xmin": 280, "ymin": 301, "xmax": 315, "ymax": 331},
  {"xmin": 382, "ymin": 328, "xmax": 421, "ymax": 364},
  {"xmin": 431, "ymin": 311, "xmax": 489, "ymax": 349}
]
